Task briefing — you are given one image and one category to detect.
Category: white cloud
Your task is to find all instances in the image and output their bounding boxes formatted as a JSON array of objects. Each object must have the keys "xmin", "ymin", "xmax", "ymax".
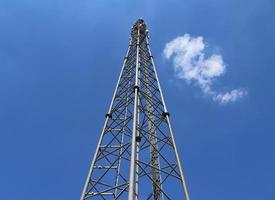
[
  {"xmin": 163, "ymin": 34, "xmax": 247, "ymax": 104},
  {"xmin": 213, "ymin": 89, "xmax": 248, "ymax": 104}
]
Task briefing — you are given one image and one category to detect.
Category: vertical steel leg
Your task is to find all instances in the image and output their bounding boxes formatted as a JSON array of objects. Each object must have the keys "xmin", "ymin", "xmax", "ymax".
[
  {"xmin": 80, "ymin": 39, "xmax": 132, "ymax": 200},
  {"xmin": 128, "ymin": 27, "xmax": 140, "ymax": 200}
]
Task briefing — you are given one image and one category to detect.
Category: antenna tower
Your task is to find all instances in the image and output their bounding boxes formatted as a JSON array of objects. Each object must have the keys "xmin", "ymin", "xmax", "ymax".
[{"xmin": 81, "ymin": 19, "xmax": 190, "ymax": 200}]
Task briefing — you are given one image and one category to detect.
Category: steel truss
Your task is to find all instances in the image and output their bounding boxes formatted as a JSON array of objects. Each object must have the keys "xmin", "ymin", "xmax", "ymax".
[{"xmin": 81, "ymin": 19, "xmax": 190, "ymax": 200}]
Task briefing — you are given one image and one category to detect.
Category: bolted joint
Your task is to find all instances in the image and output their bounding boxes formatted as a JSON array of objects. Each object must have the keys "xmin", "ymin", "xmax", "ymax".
[
  {"xmin": 105, "ymin": 113, "xmax": 112, "ymax": 119},
  {"xmin": 162, "ymin": 112, "xmax": 170, "ymax": 118},
  {"xmin": 133, "ymin": 85, "xmax": 139, "ymax": 92},
  {"xmin": 136, "ymin": 136, "xmax": 141, "ymax": 142}
]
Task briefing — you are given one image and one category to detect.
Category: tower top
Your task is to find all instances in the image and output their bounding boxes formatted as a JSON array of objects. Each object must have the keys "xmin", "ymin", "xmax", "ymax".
[
  {"xmin": 131, "ymin": 18, "xmax": 147, "ymax": 38},
  {"xmin": 135, "ymin": 18, "xmax": 144, "ymax": 25}
]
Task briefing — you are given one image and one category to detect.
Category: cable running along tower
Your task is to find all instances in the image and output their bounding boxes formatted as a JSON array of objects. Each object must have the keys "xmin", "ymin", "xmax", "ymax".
[{"xmin": 81, "ymin": 19, "xmax": 190, "ymax": 200}]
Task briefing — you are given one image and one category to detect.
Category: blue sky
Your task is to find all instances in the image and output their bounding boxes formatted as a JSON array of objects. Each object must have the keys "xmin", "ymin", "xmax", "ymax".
[{"xmin": 0, "ymin": 0, "xmax": 275, "ymax": 199}]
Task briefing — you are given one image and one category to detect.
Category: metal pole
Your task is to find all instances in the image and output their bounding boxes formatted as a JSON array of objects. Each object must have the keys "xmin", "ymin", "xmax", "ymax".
[
  {"xmin": 146, "ymin": 36, "xmax": 191, "ymax": 200},
  {"xmin": 80, "ymin": 39, "xmax": 132, "ymax": 200},
  {"xmin": 128, "ymin": 26, "xmax": 140, "ymax": 200},
  {"xmin": 135, "ymin": 60, "xmax": 141, "ymax": 200}
]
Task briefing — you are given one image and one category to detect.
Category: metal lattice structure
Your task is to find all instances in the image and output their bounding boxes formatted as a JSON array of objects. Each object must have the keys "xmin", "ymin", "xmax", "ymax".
[{"xmin": 81, "ymin": 19, "xmax": 190, "ymax": 200}]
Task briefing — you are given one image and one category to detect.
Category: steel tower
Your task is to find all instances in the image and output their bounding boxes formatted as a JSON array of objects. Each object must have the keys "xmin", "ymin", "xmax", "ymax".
[{"xmin": 81, "ymin": 19, "xmax": 190, "ymax": 200}]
